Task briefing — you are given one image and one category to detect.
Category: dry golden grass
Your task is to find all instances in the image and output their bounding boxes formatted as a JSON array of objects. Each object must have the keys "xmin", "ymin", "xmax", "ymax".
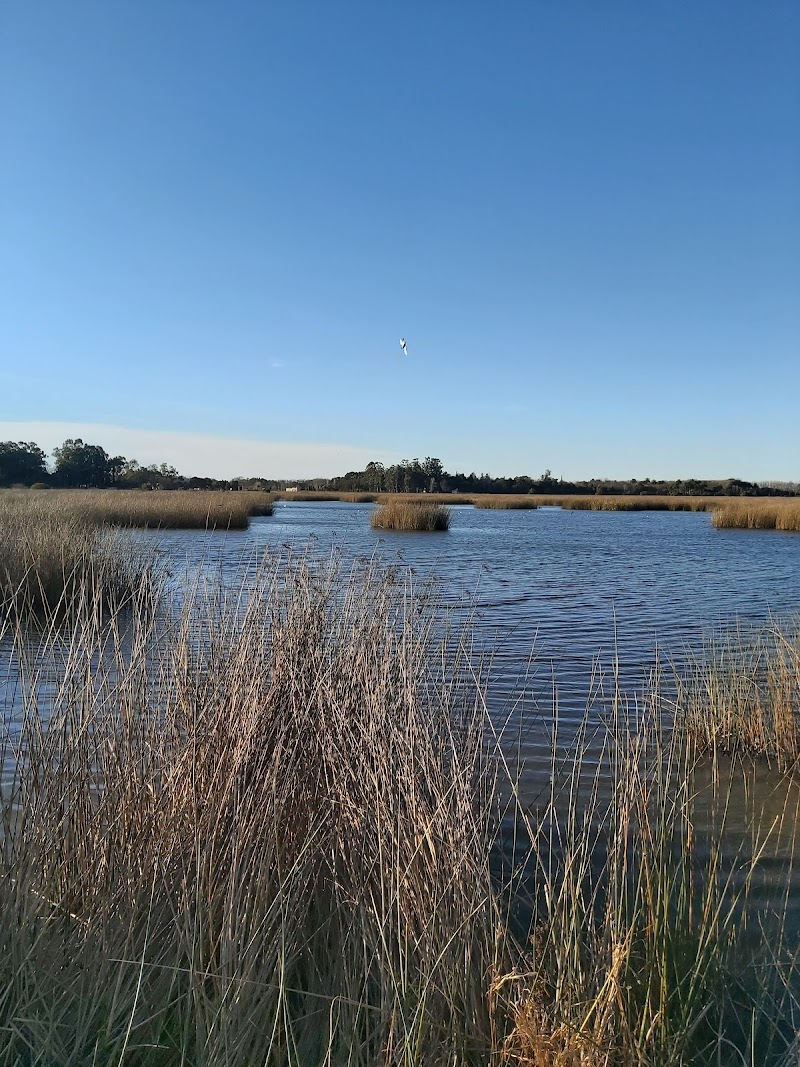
[
  {"xmin": 0, "ymin": 509, "xmax": 153, "ymax": 617},
  {"xmin": 377, "ymin": 492, "xmax": 475, "ymax": 505},
  {"xmin": 676, "ymin": 620, "xmax": 800, "ymax": 769},
  {"xmin": 0, "ymin": 487, "xmax": 274, "ymax": 529},
  {"xmin": 712, "ymin": 499, "xmax": 800, "ymax": 531},
  {"xmin": 1, "ymin": 558, "xmax": 798, "ymax": 1063},
  {"xmin": 275, "ymin": 490, "xmax": 344, "ymax": 501},
  {"xmin": 0, "ymin": 559, "xmax": 503, "ymax": 1064},
  {"xmin": 474, "ymin": 496, "xmax": 539, "ymax": 509},
  {"xmin": 371, "ymin": 499, "xmax": 451, "ymax": 531},
  {"xmin": 532, "ymin": 494, "xmax": 719, "ymax": 512}
]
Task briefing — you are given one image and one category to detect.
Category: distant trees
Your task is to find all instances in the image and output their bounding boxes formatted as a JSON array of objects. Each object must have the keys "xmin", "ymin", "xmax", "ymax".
[
  {"xmin": 0, "ymin": 441, "xmax": 49, "ymax": 487},
  {"xmin": 52, "ymin": 439, "xmax": 112, "ymax": 488},
  {"xmin": 325, "ymin": 460, "xmax": 797, "ymax": 499},
  {"xmin": 0, "ymin": 436, "xmax": 797, "ymax": 498}
]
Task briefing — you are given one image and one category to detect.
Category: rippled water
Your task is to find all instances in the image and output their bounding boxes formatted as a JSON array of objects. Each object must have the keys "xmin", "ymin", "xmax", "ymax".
[
  {"xmin": 3, "ymin": 501, "xmax": 800, "ymax": 940},
  {"xmin": 141, "ymin": 500, "xmax": 800, "ymax": 711}
]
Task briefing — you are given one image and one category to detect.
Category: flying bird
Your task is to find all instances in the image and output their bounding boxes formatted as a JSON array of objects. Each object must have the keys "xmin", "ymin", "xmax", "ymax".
[{"xmin": 399, "ymin": 338, "xmax": 409, "ymax": 357}]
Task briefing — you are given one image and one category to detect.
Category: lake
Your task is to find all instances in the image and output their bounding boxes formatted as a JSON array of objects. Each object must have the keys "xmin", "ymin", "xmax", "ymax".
[{"xmin": 143, "ymin": 499, "xmax": 800, "ymax": 717}]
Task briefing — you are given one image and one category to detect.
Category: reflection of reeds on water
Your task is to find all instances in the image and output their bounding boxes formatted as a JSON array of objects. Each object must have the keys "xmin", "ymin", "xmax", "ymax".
[
  {"xmin": 1, "ymin": 554, "xmax": 799, "ymax": 1063},
  {"xmin": 371, "ymin": 499, "xmax": 451, "ymax": 531}
]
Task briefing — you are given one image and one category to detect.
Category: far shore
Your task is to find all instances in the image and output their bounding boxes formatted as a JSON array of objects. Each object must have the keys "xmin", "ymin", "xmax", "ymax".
[{"xmin": 2, "ymin": 486, "xmax": 800, "ymax": 531}]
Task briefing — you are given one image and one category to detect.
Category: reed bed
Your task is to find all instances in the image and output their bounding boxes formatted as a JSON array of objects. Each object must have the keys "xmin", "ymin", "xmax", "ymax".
[
  {"xmin": 533, "ymin": 494, "xmax": 719, "ymax": 512},
  {"xmin": 0, "ymin": 559, "xmax": 504, "ymax": 1064},
  {"xmin": 377, "ymin": 493, "xmax": 475, "ymax": 506},
  {"xmin": 712, "ymin": 499, "xmax": 800, "ymax": 532},
  {"xmin": 0, "ymin": 488, "xmax": 274, "ymax": 530},
  {"xmin": 370, "ymin": 499, "xmax": 451, "ymax": 531},
  {"xmin": 676, "ymin": 620, "xmax": 800, "ymax": 769},
  {"xmin": 275, "ymin": 490, "xmax": 344, "ymax": 501},
  {"xmin": 474, "ymin": 496, "xmax": 538, "ymax": 509},
  {"xmin": 0, "ymin": 509, "xmax": 153, "ymax": 617},
  {"xmin": 1, "ymin": 556, "xmax": 799, "ymax": 1063}
]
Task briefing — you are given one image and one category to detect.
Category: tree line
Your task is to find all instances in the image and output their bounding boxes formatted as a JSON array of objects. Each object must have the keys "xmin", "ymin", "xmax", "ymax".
[
  {"xmin": 0, "ymin": 439, "xmax": 242, "ymax": 490},
  {"xmin": 322, "ymin": 459, "xmax": 798, "ymax": 497},
  {"xmin": 0, "ymin": 440, "xmax": 796, "ymax": 497}
]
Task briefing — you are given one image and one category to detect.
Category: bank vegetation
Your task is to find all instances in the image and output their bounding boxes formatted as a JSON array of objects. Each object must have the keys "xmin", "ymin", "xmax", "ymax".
[{"xmin": 1, "ymin": 541, "xmax": 800, "ymax": 1063}]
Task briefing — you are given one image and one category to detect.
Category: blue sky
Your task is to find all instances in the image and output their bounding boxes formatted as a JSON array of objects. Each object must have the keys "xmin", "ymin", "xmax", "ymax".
[{"xmin": 1, "ymin": 1, "xmax": 798, "ymax": 479}]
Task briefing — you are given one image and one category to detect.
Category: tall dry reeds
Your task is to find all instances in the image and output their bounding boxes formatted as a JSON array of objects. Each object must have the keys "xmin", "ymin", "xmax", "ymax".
[
  {"xmin": 474, "ymin": 496, "xmax": 538, "ymax": 509},
  {"xmin": 371, "ymin": 500, "xmax": 451, "ymax": 531},
  {"xmin": 377, "ymin": 493, "xmax": 475, "ymax": 506},
  {"xmin": 0, "ymin": 508, "xmax": 153, "ymax": 618},
  {"xmin": 533, "ymin": 494, "xmax": 718, "ymax": 512},
  {"xmin": 676, "ymin": 620, "xmax": 800, "ymax": 769},
  {"xmin": 1, "ymin": 556, "xmax": 799, "ymax": 1063},
  {"xmin": 500, "ymin": 703, "xmax": 800, "ymax": 1065},
  {"xmin": 0, "ymin": 488, "xmax": 273, "ymax": 531},
  {"xmin": 0, "ymin": 558, "xmax": 505, "ymax": 1064},
  {"xmin": 712, "ymin": 499, "xmax": 800, "ymax": 532}
]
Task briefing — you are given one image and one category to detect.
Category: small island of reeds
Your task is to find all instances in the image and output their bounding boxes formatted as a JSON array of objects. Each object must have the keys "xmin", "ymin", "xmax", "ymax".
[{"xmin": 370, "ymin": 499, "xmax": 451, "ymax": 531}]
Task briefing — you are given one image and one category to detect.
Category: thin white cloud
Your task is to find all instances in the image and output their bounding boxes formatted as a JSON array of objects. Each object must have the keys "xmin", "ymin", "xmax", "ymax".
[
  {"xmin": 0, "ymin": 421, "xmax": 395, "ymax": 479},
  {"xmin": 270, "ymin": 359, "xmax": 287, "ymax": 369}
]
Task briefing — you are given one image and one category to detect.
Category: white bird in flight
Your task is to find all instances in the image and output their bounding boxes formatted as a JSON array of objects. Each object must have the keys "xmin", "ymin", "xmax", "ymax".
[{"xmin": 399, "ymin": 337, "xmax": 409, "ymax": 357}]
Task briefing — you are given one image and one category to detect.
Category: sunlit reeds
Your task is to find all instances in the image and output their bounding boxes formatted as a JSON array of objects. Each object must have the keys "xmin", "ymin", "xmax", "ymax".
[
  {"xmin": 712, "ymin": 499, "xmax": 800, "ymax": 531},
  {"xmin": 371, "ymin": 499, "xmax": 451, "ymax": 531},
  {"xmin": 0, "ymin": 488, "xmax": 273, "ymax": 530},
  {"xmin": 474, "ymin": 496, "xmax": 538, "ymax": 509},
  {"xmin": 500, "ymin": 702, "xmax": 800, "ymax": 1064},
  {"xmin": 0, "ymin": 558, "xmax": 506, "ymax": 1063},
  {"xmin": 0, "ymin": 509, "xmax": 152, "ymax": 617},
  {"xmin": 1, "ymin": 554, "xmax": 799, "ymax": 1062},
  {"xmin": 534, "ymin": 494, "xmax": 718, "ymax": 512},
  {"xmin": 377, "ymin": 493, "xmax": 475, "ymax": 505},
  {"xmin": 676, "ymin": 620, "xmax": 800, "ymax": 769}
]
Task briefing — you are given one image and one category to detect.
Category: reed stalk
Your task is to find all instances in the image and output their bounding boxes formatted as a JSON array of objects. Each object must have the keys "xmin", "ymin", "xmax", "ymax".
[{"xmin": 0, "ymin": 510, "xmax": 153, "ymax": 618}]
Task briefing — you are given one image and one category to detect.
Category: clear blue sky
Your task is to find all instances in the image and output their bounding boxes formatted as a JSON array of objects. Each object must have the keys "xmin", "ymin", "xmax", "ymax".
[{"xmin": 1, "ymin": 1, "xmax": 798, "ymax": 479}]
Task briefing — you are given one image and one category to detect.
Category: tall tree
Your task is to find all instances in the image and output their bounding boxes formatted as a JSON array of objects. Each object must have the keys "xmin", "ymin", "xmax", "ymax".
[
  {"xmin": 0, "ymin": 441, "xmax": 48, "ymax": 486},
  {"xmin": 52, "ymin": 439, "xmax": 111, "ymax": 488}
]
